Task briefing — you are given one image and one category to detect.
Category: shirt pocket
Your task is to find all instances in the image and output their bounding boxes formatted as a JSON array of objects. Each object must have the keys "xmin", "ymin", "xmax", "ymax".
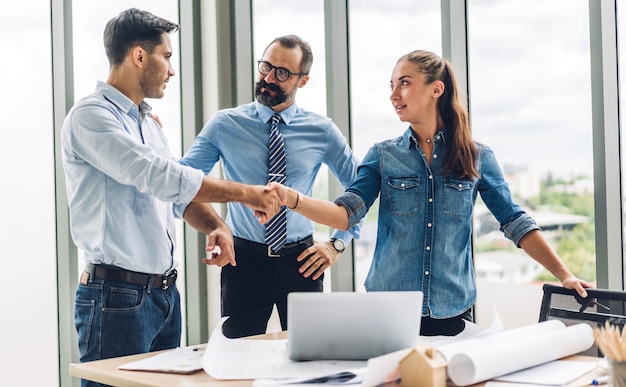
[
  {"xmin": 387, "ymin": 176, "xmax": 420, "ymax": 216},
  {"xmin": 443, "ymin": 178, "xmax": 474, "ymax": 218}
]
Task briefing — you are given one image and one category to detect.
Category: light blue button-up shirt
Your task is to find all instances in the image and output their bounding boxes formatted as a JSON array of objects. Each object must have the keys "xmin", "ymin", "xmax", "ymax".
[
  {"xmin": 335, "ymin": 127, "xmax": 539, "ymax": 318},
  {"xmin": 61, "ymin": 81, "xmax": 204, "ymax": 274},
  {"xmin": 180, "ymin": 101, "xmax": 361, "ymax": 244}
]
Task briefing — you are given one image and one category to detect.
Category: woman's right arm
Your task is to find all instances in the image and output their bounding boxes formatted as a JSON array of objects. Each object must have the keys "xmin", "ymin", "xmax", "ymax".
[{"xmin": 267, "ymin": 182, "xmax": 350, "ymax": 231}]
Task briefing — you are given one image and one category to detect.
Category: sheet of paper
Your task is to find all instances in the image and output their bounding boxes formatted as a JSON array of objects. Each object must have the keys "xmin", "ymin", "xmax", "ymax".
[
  {"xmin": 253, "ymin": 368, "xmax": 367, "ymax": 386},
  {"xmin": 493, "ymin": 360, "xmax": 599, "ymax": 385},
  {"xmin": 202, "ymin": 317, "xmax": 366, "ymax": 380},
  {"xmin": 118, "ymin": 346, "xmax": 204, "ymax": 374}
]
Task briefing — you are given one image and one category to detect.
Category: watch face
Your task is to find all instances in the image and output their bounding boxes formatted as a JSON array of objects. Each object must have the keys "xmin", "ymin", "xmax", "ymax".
[{"xmin": 333, "ymin": 239, "xmax": 345, "ymax": 251}]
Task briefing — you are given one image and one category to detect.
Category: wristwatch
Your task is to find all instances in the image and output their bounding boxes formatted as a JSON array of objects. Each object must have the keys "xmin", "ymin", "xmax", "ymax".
[{"xmin": 330, "ymin": 238, "xmax": 346, "ymax": 253}]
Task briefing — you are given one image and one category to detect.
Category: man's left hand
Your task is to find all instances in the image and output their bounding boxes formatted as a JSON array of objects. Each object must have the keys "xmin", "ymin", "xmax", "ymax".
[
  {"xmin": 297, "ymin": 241, "xmax": 342, "ymax": 280},
  {"xmin": 202, "ymin": 225, "xmax": 236, "ymax": 267}
]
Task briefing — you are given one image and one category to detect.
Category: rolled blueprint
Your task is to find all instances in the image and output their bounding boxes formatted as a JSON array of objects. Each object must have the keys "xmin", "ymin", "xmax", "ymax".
[
  {"xmin": 436, "ymin": 319, "xmax": 566, "ymax": 362},
  {"xmin": 445, "ymin": 322, "xmax": 594, "ymax": 386}
]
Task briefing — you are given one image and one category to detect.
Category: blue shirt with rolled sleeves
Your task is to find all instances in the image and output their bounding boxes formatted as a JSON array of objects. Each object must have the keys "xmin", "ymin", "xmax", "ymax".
[{"xmin": 61, "ymin": 81, "xmax": 204, "ymax": 274}]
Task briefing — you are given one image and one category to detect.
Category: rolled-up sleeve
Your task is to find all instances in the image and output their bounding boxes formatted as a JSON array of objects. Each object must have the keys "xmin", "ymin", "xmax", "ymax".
[
  {"xmin": 501, "ymin": 213, "xmax": 540, "ymax": 247},
  {"xmin": 172, "ymin": 167, "xmax": 204, "ymax": 219},
  {"xmin": 335, "ymin": 192, "xmax": 368, "ymax": 230}
]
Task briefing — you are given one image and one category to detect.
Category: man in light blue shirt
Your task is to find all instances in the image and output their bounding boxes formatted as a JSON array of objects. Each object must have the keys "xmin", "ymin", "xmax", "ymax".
[
  {"xmin": 180, "ymin": 35, "xmax": 361, "ymax": 338},
  {"xmin": 61, "ymin": 9, "xmax": 279, "ymax": 386}
]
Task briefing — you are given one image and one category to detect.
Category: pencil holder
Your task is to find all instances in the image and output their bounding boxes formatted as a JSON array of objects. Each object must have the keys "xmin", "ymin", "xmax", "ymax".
[{"xmin": 608, "ymin": 360, "xmax": 626, "ymax": 386}]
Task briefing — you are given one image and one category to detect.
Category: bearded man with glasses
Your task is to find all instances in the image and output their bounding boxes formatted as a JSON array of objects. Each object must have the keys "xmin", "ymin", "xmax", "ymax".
[{"xmin": 181, "ymin": 35, "xmax": 362, "ymax": 338}]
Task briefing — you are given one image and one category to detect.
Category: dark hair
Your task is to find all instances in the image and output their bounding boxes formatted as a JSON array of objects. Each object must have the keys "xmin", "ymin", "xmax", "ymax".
[
  {"xmin": 103, "ymin": 8, "xmax": 179, "ymax": 66},
  {"xmin": 263, "ymin": 35, "xmax": 313, "ymax": 75},
  {"xmin": 398, "ymin": 50, "xmax": 478, "ymax": 179}
]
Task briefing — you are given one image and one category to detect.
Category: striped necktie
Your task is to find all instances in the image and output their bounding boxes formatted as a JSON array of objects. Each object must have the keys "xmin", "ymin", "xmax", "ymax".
[{"xmin": 265, "ymin": 113, "xmax": 287, "ymax": 252}]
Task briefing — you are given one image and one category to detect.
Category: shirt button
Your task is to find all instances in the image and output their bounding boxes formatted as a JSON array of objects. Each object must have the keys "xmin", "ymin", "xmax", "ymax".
[
  {"xmin": 429, "ymin": 175, "xmax": 433, "ymax": 179},
  {"xmin": 428, "ymin": 198, "xmax": 433, "ymax": 203},
  {"xmin": 401, "ymin": 183, "xmax": 405, "ymax": 188},
  {"xmin": 433, "ymin": 154, "xmax": 438, "ymax": 158},
  {"xmin": 427, "ymin": 223, "xmax": 432, "ymax": 227},
  {"xmin": 458, "ymin": 183, "xmax": 463, "ymax": 188},
  {"xmin": 426, "ymin": 246, "xmax": 431, "ymax": 251},
  {"xmin": 425, "ymin": 271, "xmax": 430, "ymax": 276}
]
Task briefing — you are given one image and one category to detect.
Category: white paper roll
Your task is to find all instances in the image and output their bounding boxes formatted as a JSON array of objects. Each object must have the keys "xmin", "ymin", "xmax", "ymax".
[
  {"xmin": 436, "ymin": 319, "xmax": 565, "ymax": 362},
  {"xmin": 446, "ymin": 323, "xmax": 595, "ymax": 386}
]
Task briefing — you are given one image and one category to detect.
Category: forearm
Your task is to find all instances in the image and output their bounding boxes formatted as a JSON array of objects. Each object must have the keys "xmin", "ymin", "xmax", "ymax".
[
  {"xmin": 192, "ymin": 176, "xmax": 253, "ymax": 204},
  {"xmin": 518, "ymin": 230, "xmax": 574, "ymax": 282},
  {"xmin": 183, "ymin": 202, "xmax": 225, "ymax": 234},
  {"xmin": 285, "ymin": 188, "xmax": 349, "ymax": 231}
]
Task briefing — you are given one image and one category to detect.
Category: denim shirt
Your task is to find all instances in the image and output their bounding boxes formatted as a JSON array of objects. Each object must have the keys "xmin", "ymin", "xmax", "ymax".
[{"xmin": 335, "ymin": 127, "xmax": 539, "ymax": 318}]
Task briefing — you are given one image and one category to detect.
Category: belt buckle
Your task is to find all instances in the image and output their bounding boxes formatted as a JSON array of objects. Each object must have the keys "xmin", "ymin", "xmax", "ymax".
[
  {"xmin": 162, "ymin": 270, "xmax": 177, "ymax": 289},
  {"xmin": 267, "ymin": 246, "xmax": 280, "ymax": 258}
]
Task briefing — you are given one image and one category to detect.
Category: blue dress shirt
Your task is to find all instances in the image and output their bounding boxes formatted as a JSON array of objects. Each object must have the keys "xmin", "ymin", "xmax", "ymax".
[
  {"xmin": 61, "ymin": 81, "xmax": 204, "ymax": 274},
  {"xmin": 180, "ymin": 101, "xmax": 361, "ymax": 244},
  {"xmin": 335, "ymin": 127, "xmax": 539, "ymax": 318}
]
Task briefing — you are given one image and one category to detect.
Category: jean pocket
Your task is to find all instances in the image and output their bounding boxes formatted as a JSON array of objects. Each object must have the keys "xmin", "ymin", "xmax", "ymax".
[
  {"xmin": 103, "ymin": 286, "xmax": 143, "ymax": 312},
  {"xmin": 443, "ymin": 178, "xmax": 474, "ymax": 217},
  {"xmin": 387, "ymin": 176, "xmax": 420, "ymax": 216},
  {"xmin": 75, "ymin": 293, "xmax": 97, "ymax": 358}
]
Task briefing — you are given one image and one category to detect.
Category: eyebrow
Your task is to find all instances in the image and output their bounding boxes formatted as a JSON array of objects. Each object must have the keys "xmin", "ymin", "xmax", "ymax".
[{"xmin": 391, "ymin": 75, "xmax": 413, "ymax": 83}]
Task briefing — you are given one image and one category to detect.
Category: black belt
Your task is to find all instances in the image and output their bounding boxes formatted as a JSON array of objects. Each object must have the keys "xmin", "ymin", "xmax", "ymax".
[
  {"xmin": 233, "ymin": 235, "xmax": 314, "ymax": 258},
  {"xmin": 84, "ymin": 263, "xmax": 177, "ymax": 289}
]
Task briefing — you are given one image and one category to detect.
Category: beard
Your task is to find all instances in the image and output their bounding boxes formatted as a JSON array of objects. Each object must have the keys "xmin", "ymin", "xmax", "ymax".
[
  {"xmin": 140, "ymin": 57, "xmax": 166, "ymax": 99},
  {"xmin": 255, "ymin": 80, "xmax": 297, "ymax": 107}
]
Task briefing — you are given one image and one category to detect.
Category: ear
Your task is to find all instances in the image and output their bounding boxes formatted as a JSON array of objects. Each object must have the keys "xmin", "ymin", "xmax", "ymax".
[
  {"xmin": 131, "ymin": 46, "xmax": 145, "ymax": 68},
  {"xmin": 432, "ymin": 80, "xmax": 444, "ymax": 98},
  {"xmin": 298, "ymin": 75, "xmax": 310, "ymax": 88}
]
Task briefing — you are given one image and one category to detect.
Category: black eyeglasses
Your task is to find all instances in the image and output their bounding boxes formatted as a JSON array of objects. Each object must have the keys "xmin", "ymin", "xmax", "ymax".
[{"xmin": 257, "ymin": 60, "xmax": 307, "ymax": 82}]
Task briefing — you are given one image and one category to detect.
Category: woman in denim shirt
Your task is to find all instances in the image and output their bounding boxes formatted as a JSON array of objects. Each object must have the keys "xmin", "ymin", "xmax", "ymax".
[{"xmin": 268, "ymin": 50, "xmax": 591, "ymax": 336}]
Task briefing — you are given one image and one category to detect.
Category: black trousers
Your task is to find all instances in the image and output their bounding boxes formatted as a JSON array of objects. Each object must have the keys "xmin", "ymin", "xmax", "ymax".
[
  {"xmin": 420, "ymin": 308, "xmax": 474, "ymax": 336},
  {"xmin": 220, "ymin": 236, "xmax": 322, "ymax": 338}
]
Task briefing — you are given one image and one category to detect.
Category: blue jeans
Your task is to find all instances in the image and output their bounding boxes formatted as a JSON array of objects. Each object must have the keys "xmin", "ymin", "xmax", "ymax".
[{"xmin": 75, "ymin": 275, "xmax": 181, "ymax": 387}]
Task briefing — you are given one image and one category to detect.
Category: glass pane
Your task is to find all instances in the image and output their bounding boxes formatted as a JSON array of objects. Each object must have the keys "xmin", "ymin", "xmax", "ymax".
[
  {"xmin": 618, "ymin": 0, "xmax": 626, "ymax": 280},
  {"xmin": 253, "ymin": 0, "xmax": 326, "ymax": 116},
  {"xmin": 0, "ymin": 2, "xmax": 58, "ymax": 385},
  {"xmin": 348, "ymin": 0, "xmax": 442, "ymax": 292},
  {"xmin": 468, "ymin": 0, "xmax": 594, "ymax": 328},
  {"xmin": 71, "ymin": 1, "xmax": 185, "ymax": 336},
  {"xmin": 252, "ymin": 0, "xmax": 327, "ymax": 330}
]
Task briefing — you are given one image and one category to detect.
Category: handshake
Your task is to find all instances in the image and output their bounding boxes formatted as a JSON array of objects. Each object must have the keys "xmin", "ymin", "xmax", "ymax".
[{"xmin": 249, "ymin": 182, "xmax": 294, "ymax": 223}]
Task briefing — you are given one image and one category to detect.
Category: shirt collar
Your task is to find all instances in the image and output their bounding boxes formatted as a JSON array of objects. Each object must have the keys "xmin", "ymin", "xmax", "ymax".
[
  {"xmin": 255, "ymin": 100, "xmax": 298, "ymax": 125},
  {"xmin": 403, "ymin": 126, "xmax": 448, "ymax": 148},
  {"xmin": 96, "ymin": 81, "xmax": 153, "ymax": 120}
]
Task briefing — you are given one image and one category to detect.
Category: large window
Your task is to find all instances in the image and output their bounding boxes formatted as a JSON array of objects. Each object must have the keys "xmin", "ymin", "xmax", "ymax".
[
  {"xmin": 348, "ymin": 0, "xmax": 442, "ymax": 292},
  {"xmin": 71, "ymin": 1, "xmax": 186, "ymax": 337},
  {"xmin": 1, "ymin": 1, "xmax": 58, "ymax": 385},
  {"xmin": 468, "ymin": 0, "xmax": 595, "ymax": 327},
  {"xmin": 251, "ymin": 0, "xmax": 328, "ymax": 331}
]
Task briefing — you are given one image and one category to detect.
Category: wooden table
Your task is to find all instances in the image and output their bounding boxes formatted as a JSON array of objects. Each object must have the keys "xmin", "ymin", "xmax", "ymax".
[{"xmin": 69, "ymin": 332, "xmax": 605, "ymax": 387}]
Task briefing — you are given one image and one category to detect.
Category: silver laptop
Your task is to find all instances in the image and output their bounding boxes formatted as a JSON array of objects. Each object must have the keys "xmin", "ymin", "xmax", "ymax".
[{"xmin": 287, "ymin": 291, "xmax": 423, "ymax": 361}]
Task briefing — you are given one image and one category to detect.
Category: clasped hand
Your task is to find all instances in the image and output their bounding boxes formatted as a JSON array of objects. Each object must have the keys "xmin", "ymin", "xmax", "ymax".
[{"xmin": 254, "ymin": 182, "xmax": 289, "ymax": 222}]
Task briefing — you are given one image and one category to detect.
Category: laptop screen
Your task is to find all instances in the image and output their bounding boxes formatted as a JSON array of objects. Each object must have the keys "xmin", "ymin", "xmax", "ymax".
[{"xmin": 287, "ymin": 291, "xmax": 423, "ymax": 361}]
